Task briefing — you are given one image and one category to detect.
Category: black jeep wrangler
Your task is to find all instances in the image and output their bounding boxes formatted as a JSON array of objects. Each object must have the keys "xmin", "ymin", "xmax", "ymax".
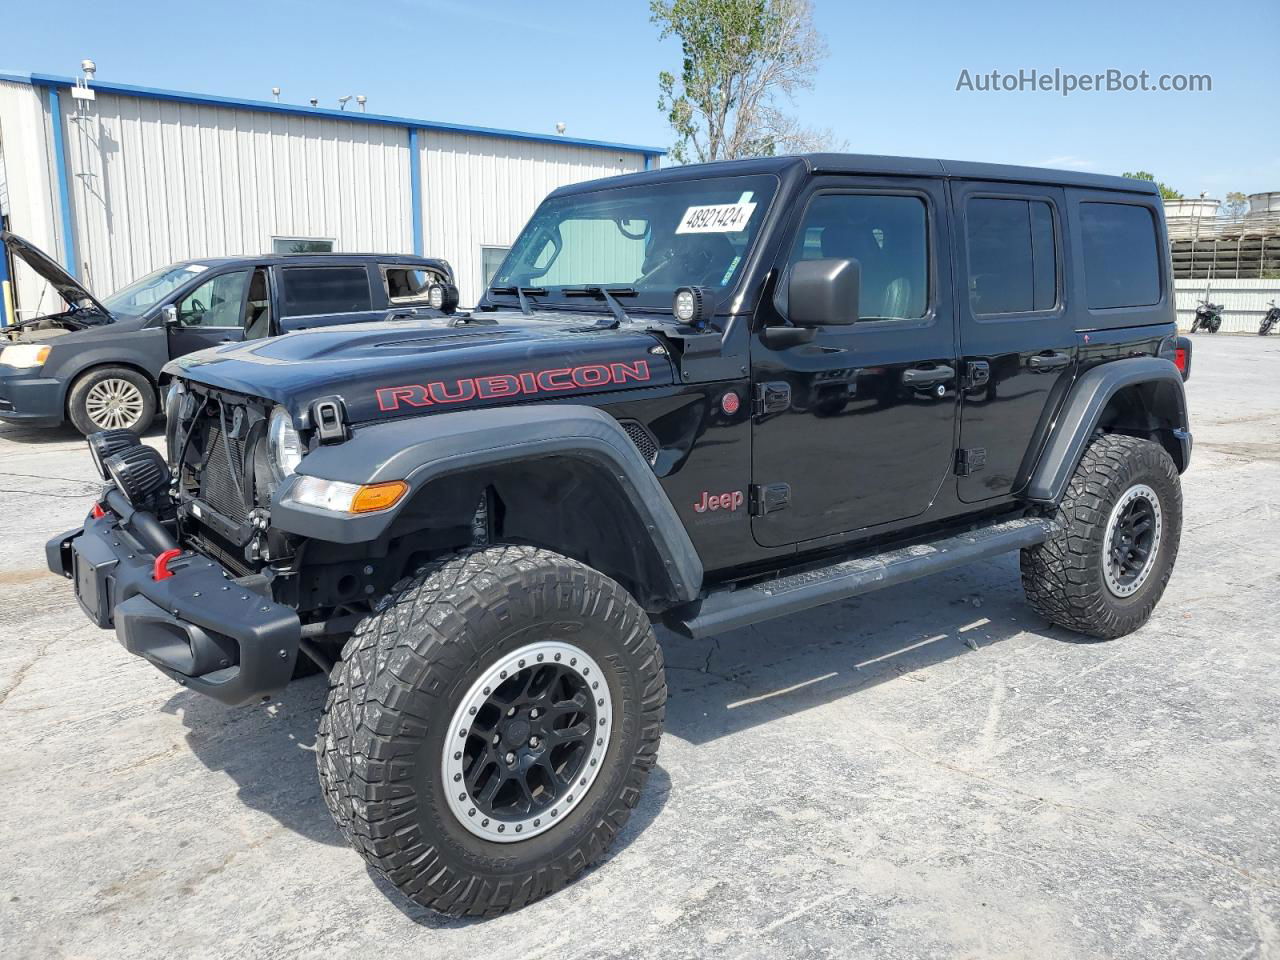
[{"xmin": 48, "ymin": 154, "xmax": 1193, "ymax": 916}]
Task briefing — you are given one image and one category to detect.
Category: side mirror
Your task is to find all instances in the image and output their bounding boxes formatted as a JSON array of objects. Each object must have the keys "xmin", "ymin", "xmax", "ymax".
[
  {"xmin": 788, "ymin": 258, "xmax": 860, "ymax": 327},
  {"xmin": 161, "ymin": 304, "xmax": 179, "ymax": 328}
]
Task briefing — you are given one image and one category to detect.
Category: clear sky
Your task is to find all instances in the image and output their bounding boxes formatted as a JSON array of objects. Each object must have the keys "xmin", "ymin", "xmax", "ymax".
[{"xmin": 5, "ymin": 0, "xmax": 1276, "ymax": 196}]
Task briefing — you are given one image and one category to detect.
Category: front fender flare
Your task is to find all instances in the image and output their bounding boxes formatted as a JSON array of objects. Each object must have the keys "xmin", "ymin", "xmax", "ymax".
[
  {"xmin": 271, "ymin": 404, "xmax": 704, "ymax": 603},
  {"xmin": 1025, "ymin": 356, "xmax": 1190, "ymax": 504}
]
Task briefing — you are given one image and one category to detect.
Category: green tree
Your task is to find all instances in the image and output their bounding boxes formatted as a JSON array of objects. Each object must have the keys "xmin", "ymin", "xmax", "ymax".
[
  {"xmin": 1221, "ymin": 191, "xmax": 1248, "ymax": 220},
  {"xmin": 1121, "ymin": 170, "xmax": 1184, "ymax": 201},
  {"xmin": 651, "ymin": 0, "xmax": 842, "ymax": 164}
]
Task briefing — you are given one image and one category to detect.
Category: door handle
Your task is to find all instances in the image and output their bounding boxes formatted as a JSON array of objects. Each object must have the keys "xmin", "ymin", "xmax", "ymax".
[
  {"xmin": 902, "ymin": 365, "xmax": 954, "ymax": 387},
  {"xmin": 1028, "ymin": 352, "xmax": 1071, "ymax": 372}
]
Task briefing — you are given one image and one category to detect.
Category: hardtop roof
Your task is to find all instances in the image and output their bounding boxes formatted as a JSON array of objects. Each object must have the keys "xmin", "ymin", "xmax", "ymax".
[{"xmin": 550, "ymin": 153, "xmax": 1160, "ymax": 198}]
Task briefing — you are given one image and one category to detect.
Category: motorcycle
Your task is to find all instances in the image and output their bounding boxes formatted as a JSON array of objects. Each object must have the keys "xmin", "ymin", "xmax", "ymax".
[
  {"xmin": 1259, "ymin": 300, "xmax": 1279, "ymax": 336},
  {"xmin": 1191, "ymin": 297, "xmax": 1223, "ymax": 334}
]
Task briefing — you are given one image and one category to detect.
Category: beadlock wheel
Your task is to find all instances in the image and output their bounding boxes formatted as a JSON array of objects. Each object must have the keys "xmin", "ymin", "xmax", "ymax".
[
  {"xmin": 1103, "ymin": 483, "xmax": 1162, "ymax": 598},
  {"xmin": 443, "ymin": 640, "xmax": 614, "ymax": 843},
  {"xmin": 84, "ymin": 378, "xmax": 146, "ymax": 430}
]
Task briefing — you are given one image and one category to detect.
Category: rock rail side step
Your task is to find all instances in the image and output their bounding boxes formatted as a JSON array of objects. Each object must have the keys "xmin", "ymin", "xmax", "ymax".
[{"xmin": 669, "ymin": 516, "xmax": 1056, "ymax": 639}]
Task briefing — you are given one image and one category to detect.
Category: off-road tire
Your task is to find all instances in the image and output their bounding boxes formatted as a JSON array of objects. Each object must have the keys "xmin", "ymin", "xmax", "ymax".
[
  {"xmin": 67, "ymin": 365, "xmax": 157, "ymax": 436},
  {"xmin": 1020, "ymin": 433, "xmax": 1182, "ymax": 640},
  {"xmin": 316, "ymin": 545, "xmax": 665, "ymax": 916}
]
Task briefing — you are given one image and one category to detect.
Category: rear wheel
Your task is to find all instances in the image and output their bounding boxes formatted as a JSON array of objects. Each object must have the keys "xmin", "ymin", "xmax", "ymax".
[
  {"xmin": 1020, "ymin": 433, "xmax": 1182, "ymax": 639},
  {"xmin": 316, "ymin": 545, "xmax": 665, "ymax": 916},
  {"xmin": 67, "ymin": 366, "xmax": 156, "ymax": 436}
]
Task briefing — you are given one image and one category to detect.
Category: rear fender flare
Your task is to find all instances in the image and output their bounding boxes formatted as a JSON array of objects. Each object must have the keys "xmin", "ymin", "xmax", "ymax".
[{"xmin": 1025, "ymin": 356, "xmax": 1189, "ymax": 504}]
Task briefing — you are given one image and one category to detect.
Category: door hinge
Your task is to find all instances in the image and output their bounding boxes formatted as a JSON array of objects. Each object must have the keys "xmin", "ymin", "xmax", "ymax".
[
  {"xmin": 752, "ymin": 381, "xmax": 791, "ymax": 417},
  {"xmin": 750, "ymin": 482, "xmax": 791, "ymax": 516},
  {"xmin": 954, "ymin": 447, "xmax": 987, "ymax": 477}
]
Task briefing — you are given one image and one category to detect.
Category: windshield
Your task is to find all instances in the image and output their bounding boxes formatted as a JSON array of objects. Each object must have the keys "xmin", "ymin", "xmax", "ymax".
[
  {"xmin": 492, "ymin": 174, "xmax": 779, "ymax": 311},
  {"xmin": 101, "ymin": 263, "xmax": 209, "ymax": 320}
]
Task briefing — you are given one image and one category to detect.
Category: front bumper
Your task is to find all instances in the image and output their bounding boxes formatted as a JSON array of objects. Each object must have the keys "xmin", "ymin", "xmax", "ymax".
[
  {"xmin": 0, "ymin": 366, "xmax": 64, "ymax": 426},
  {"xmin": 47, "ymin": 507, "xmax": 301, "ymax": 706}
]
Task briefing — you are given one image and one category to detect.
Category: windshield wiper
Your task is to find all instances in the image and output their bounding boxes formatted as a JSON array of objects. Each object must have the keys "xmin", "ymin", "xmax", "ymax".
[
  {"xmin": 560, "ymin": 286, "xmax": 636, "ymax": 326},
  {"xmin": 488, "ymin": 285, "xmax": 548, "ymax": 316}
]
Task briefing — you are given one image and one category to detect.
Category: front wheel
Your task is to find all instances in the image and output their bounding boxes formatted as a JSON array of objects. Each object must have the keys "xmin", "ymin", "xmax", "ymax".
[
  {"xmin": 1020, "ymin": 433, "xmax": 1182, "ymax": 640},
  {"xmin": 317, "ymin": 546, "xmax": 666, "ymax": 916},
  {"xmin": 67, "ymin": 365, "xmax": 156, "ymax": 435}
]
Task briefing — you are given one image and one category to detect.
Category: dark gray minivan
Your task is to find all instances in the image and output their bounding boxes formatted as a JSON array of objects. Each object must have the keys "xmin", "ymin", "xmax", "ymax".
[{"xmin": 0, "ymin": 232, "xmax": 454, "ymax": 435}]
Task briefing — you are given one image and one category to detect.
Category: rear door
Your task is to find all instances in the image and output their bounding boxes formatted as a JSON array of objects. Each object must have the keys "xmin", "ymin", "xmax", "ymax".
[
  {"xmin": 952, "ymin": 182, "xmax": 1076, "ymax": 501},
  {"xmin": 277, "ymin": 264, "xmax": 382, "ymax": 331},
  {"xmin": 750, "ymin": 177, "xmax": 959, "ymax": 547}
]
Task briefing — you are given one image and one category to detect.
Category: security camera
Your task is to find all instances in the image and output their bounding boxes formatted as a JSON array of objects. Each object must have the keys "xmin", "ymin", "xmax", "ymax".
[
  {"xmin": 80, "ymin": 59, "xmax": 97, "ymax": 78},
  {"xmin": 356, "ymin": 95, "xmax": 367, "ymax": 111},
  {"xmin": 337, "ymin": 95, "xmax": 353, "ymax": 110},
  {"xmin": 555, "ymin": 122, "xmax": 566, "ymax": 135},
  {"xmin": 309, "ymin": 97, "xmax": 319, "ymax": 108},
  {"xmin": 271, "ymin": 86, "xmax": 281, "ymax": 101}
]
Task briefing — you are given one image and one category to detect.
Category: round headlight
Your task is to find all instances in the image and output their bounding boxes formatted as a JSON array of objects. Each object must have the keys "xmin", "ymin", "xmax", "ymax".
[
  {"xmin": 428, "ymin": 284, "xmax": 445, "ymax": 309},
  {"xmin": 268, "ymin": 406, "xmax": 304, "ymax": 477},
  {"xmin": 164, "ymin": 379, "xmax": 186, "ymax": 423},
  {"xmin": 88, "ymin": 429, "xmax": 141, "ymax": 480}
]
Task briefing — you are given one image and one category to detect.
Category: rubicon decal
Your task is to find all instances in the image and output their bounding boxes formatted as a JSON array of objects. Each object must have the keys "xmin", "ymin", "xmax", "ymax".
[
  {"xmin": 375, "ymin": 360, "xmax": 652, "ymax": 411},
  {"xmin": 693, "ymin": 489, "xmax": 745, "ymax": 513}
]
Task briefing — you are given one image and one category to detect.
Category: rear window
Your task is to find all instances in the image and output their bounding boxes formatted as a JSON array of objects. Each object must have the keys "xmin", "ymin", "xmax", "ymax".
[
  {"xmin": 965, "ymin": 198, "xmax": 1058, "ymax": 315},
  {"xmin": 1080, "ymin": 202, "xmax": 1161, "ymax": 309},
  {"xmin": 281, "ymin": 266, "xmax": 372, "ymax": 316}
]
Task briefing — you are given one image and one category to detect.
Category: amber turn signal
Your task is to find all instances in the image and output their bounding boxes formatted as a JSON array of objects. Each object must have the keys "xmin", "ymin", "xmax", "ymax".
[{"xmin": 350, "ymin": 480, "xmax": 409, "ymax": 513}]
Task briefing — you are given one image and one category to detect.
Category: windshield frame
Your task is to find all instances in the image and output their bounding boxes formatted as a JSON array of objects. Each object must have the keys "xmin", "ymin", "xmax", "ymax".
[
  {"xmin": 485, "ymin": 172, "xmax": 783, "ymax": 317},
  {"xmin": 101, "ymin": 263, "xmax": 212, "ymax": 321}
]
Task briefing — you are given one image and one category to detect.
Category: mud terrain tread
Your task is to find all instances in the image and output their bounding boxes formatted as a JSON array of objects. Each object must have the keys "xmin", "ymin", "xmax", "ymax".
[
  {"xmin": 1020, "ymin": 433, "xmax": 1181, "ymax": 640},
  {"xmin": 316, "ymin": 545, "xmax": 665, "ymax": 916}
]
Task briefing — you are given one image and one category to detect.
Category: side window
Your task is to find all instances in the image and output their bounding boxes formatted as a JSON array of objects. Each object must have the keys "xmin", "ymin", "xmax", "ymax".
[
  {"xmin": 175, "ymin": 270, "xmax": 249, "ymax": 327},
  {"xmin": 382, "ymin": 267, "xmax": 433, "ymax": 303},
  {"xmin": 786, "ymin": 193, "xmax": 928, "ymax": 321},
  {"xmin": 281, "ymin": 266, "xmax": 372, "ymax": 317},
  {"xmin": 965, "ymin": 198, "xmax": 1058, "ymax": 315},
  {"xmin": 243, "ymin": 269, "xmax": 272, "ymax": 340},
  {"xmin": 1080, "ymin": 202, "xmax": 1160, "ymax": 309}
]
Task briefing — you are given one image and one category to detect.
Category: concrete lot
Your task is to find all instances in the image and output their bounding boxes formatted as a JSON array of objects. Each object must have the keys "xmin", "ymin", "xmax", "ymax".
[{"xmin": 1, "ymin": 336, "xmax": 1277, "ymax": 959}]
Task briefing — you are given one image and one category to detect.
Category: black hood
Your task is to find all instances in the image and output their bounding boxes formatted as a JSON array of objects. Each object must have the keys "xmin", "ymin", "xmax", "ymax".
[
  {"xmin": 166, "ymin": 311, "xmax": 677, "ymax": 424},
  {"xmin": 2, "ymin": 230, "xmax": 112, "ymax": 320}
]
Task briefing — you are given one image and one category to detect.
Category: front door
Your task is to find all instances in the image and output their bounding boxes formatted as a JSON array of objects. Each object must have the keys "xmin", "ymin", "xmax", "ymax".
[
  {"xmin": 951, "ymin": 182, "xmax": 1076, "ymax": 501},
  {"xmin": 166, "ymin": 269, "xmax": 251, "ymax": 357},
  {"xmin": 751, "ymin": 178, "xmax": 958, "ymax": 548}
]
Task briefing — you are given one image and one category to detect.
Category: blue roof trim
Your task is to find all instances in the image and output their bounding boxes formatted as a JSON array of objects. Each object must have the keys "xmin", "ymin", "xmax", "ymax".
[{"xmin": 9, "ymin": 72, "xmax": 665, "ymax": 156}]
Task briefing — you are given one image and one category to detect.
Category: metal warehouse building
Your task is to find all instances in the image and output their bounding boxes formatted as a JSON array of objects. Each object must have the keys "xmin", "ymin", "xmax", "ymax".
[{"xmin": 0, "ymin": 70, "xmax": 663, "ymax": 324}]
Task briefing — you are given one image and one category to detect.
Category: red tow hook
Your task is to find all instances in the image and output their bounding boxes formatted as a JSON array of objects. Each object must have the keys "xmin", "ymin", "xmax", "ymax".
[
  {"xmin": 152, "ymin": 548, "xmax": 183, "ymax": 581},
  {"xmin": 91, "ymin": 503, "xmax": 107, "ymax": 519}
]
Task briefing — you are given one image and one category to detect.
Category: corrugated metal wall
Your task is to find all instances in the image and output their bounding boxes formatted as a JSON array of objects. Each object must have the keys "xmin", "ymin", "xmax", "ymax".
[
  {"xmin": 419, "ymin": 131, "xmax": 645, "ymax": 304},
  {"xmin": 1175, "ymin": 279, "xmax": 1280, "ymax": 333},
  {"xmin": 0, "ymin": 80, "xmax": 60, "ymax": 319},
  {"xmin": 56, "ymin": 91, "xmax": 415, "ymax": 297},
  {"xmin": 1, "ymin": 79, "xmax": 653, "ymax": 315}
]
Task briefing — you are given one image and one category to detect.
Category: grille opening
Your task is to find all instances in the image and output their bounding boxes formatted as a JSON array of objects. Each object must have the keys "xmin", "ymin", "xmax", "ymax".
[
  {"xmin": 200, "ymin": 423, "xmax": 250, "ymax": 522},
  {"xmin": 618, "ymin": 419, "xmax": 659, "ymax": 466}
]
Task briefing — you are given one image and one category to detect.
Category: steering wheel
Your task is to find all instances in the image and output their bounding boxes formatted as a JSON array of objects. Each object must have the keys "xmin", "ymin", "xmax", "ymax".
[{"xmin": 186, "ymin": 298, "xmax": 207, "ymax": 322}]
